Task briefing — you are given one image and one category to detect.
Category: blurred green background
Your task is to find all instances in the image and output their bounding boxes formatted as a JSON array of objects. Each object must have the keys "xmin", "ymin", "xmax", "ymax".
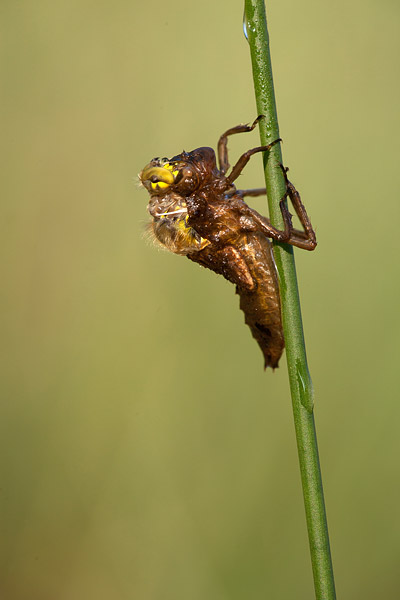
[{"xmin": 1, "ymin": 1, "xmax": 399, "ymax": 598}]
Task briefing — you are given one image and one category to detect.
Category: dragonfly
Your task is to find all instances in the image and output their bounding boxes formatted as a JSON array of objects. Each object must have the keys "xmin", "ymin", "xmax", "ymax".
[{"xmin": 140, "ymin": 117, "xmax": 316, "ymax": 369}]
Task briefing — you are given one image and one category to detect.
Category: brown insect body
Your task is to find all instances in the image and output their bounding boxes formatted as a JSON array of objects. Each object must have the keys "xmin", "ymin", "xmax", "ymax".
[
  {"xmin": 187, "ymin": 231, "xmax": 283, "ymax": 368},
  {"xmin": 140, "ymin": 119, "xmax": 316, "ymax": 369},
  {"xmin": 179, "ymin": 167, "xmax": 284, "ymax": 369}
]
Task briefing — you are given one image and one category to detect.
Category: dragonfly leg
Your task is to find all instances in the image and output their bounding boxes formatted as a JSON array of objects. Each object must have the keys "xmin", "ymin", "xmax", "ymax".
[
  {"xmin": 280, "ymin": 166, "xmax": 317, "ymax": 250},
  {"xmin": 227, "ymin": 141, "xmax": 281, "ymax": 185},
  {"xmin": 238, "ymin": 169, "xmax": 316, "ymax": 251},
  {"xmin": 218, "ymin": 115, "xmax": 265, "ymax": 175},
  {"xmin": 236, "ymin": 188, "xmax": 266, "ymax": 198}
]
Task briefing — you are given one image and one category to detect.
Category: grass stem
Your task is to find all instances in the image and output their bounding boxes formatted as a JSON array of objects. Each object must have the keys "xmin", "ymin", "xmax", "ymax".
[{"xmin": 244, "ymin": 2, "xmax": 336, "ymax": 597}]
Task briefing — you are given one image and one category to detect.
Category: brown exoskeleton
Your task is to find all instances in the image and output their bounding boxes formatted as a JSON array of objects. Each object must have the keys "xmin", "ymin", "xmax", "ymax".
[{"xmin": 140, "ymin": 117, "xmax": 316, "ymax": 369}]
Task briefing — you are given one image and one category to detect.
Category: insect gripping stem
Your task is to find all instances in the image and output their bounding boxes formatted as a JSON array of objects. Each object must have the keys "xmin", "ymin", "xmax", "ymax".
[{"xmin": 141, "ymin": 119, "xmax": 317, "ymax": 369}]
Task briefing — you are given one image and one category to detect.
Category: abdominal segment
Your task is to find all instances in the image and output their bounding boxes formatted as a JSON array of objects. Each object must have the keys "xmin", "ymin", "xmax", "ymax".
[
  {"xmin": 189, "ymin": 232, "xmax": 284, "ymax": 369},
  {"xmin": 235, "ymin": 233, "xmax": 284, "ymax": 369}
]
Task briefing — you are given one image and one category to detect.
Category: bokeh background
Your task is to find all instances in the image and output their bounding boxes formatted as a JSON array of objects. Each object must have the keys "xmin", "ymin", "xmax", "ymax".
[{"xmin": 1, "ymin": 1, "xmax": 399, "ymax": 598}]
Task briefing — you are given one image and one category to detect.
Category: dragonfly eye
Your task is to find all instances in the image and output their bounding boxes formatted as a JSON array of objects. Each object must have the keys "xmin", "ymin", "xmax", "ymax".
[{"xmin": 140, "ymin": 163, "xmax": 179, "ymax": 192}]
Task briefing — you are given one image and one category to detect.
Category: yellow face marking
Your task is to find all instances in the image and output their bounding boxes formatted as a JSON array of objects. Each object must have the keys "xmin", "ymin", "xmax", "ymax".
[{"xmin": 150, "ymin": 181, "xmax": 170, "ymax": 190}]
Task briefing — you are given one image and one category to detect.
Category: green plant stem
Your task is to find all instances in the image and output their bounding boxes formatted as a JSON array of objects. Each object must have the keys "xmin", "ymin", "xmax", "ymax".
[{"xmin": 244, "ymin": 2, "xmax": 336, "ymax": 598}]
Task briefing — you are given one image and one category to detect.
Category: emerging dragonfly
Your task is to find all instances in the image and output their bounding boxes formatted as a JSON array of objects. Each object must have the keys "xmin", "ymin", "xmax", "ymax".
[{"xmin": 140, "ymin": 117, "xmax": 316, "ymax": 368}]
